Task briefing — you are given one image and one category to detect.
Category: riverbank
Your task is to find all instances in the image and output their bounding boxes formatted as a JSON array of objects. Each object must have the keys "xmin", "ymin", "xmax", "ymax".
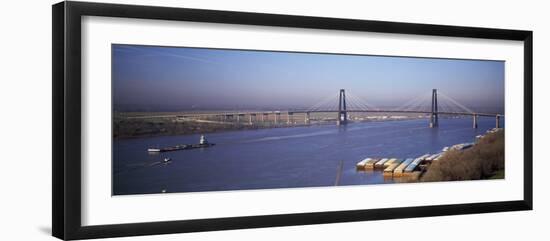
[
  {"xmin": 421, "ymin": 129, "xmax": 504, "ymax": 182},
  {"xmin": 113, "ymin": 111, "xmax": 428, "ymax": 139}
]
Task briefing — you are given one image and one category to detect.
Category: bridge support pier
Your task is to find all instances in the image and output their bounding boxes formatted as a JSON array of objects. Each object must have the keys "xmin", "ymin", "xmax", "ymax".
[
  {"xmin": 237, "ymin": 114, "xmax": 244, "ymax": 123},
  {"xmin": 430, "ymin": 89, "xmax": 439, "ymax": 128},
  {"xmin": 337, "ymin": 89, "xmax": 348, "ymax": 125},
  {"xmin": 496, "ymin": 115, "xmax": 501, "ymax": 128},
  {"xmin": 249, "ymin": 114, "xmax": 256, "ymax": 125},
  {"xmin": 429, "ymin": 114, "xmax": 439, "ymax": 128},
  {"xmin": 473, "ymin": 114, "xmax": 478, "ymax": 128},
  {"xmin": 305, "ymin": 112, "xmax": 310, "ymax": 124},
  {"xmin": 287, "ymin": 112, "xmax": 293, "ymax": 125},
  {"xmin": 275, "ymin": 112, "xmax": 280, "ymax": 124},
  {"xmin": 262, "ymin": 113, "xmax": 268, "ymax": 122}
]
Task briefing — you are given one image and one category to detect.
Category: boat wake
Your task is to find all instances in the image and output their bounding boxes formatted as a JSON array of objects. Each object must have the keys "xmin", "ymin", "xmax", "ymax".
[{"xmin": 243, "ymin": 129, "xmax": 337, "ymax": 143}]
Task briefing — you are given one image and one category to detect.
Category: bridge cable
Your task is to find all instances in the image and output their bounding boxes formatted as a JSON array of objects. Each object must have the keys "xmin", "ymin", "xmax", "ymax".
[
  {"xmin": 438, "ymin": 91, "xmax": 475, "ymax": 114},
  {"xmin": 346, "ymin": 91, "xmax": 380, "ymax": 111},
  {"xmin": 306, "ymin": 93, "xmax": 339, "ymax": 112},
  {"xmin": 394, "ymin": 93, "xmax": 427, "ymax": 112}
]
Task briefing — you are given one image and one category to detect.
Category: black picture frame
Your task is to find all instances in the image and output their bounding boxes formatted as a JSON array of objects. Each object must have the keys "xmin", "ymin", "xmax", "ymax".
[{"xmin": 52, "ymin": 1, "xmax": 533, "ymax": 240}]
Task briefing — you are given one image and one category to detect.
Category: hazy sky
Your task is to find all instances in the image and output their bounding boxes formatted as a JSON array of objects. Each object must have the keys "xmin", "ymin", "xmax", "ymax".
[{"xmin": 112, "ymin": 44, "xmax": 504, "ymax": 112}]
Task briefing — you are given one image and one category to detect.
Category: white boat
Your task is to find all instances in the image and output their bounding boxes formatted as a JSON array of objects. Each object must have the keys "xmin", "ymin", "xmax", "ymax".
[{"xmin": 199, "ymin": 135, "xmax": 208, "ymax": 145}]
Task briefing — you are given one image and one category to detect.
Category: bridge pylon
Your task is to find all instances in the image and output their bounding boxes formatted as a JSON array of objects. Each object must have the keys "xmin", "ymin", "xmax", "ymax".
[
  {"xmin": 430, "ymin": 89, "xmax": 439, "ymax": 128},
  {"xmin": 337, "ymin": 89, "xmax": 348, "ymax": 125}
]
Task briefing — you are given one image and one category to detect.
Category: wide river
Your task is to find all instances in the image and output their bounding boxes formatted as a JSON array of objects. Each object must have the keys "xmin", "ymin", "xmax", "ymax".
[{"xmin": 113, "ymin": 117, "xmax": 501, "ymax": 195}]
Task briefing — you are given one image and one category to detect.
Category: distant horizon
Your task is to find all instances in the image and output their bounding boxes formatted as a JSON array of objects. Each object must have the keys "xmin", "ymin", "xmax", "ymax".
[{"xmin": 113, "ymin": 44, "xmax": 505, "ymax": 113}]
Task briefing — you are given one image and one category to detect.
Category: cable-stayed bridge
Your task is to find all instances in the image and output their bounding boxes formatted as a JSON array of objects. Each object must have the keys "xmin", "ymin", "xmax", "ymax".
[{"xmin": 128, "ymin": 89, "xmax": 504, "ymax": 129}]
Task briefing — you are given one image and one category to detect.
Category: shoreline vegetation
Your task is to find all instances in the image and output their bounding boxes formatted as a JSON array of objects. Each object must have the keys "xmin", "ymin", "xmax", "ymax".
[
  {"xmin": 355, "ymin": 128, "xmax": 504, "ymax": 184},
  {"xmin": 421, "ymin": 130, "xmax": 504, "ymax": 182},
  {"xmin": 113, "ymin": 111, "xmax": 431, "ymax": 139}
]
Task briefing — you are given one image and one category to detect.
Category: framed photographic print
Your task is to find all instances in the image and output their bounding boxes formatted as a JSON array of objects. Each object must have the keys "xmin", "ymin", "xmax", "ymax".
[{"xmin": 52, "ymin": 1, "xmax": 533, "ymax": 240}]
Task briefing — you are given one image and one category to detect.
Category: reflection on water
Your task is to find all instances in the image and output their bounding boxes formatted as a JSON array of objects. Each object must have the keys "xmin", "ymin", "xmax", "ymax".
[{"xmin": 113, "ymin": 117, "xmax": 501, "ymax": 195}]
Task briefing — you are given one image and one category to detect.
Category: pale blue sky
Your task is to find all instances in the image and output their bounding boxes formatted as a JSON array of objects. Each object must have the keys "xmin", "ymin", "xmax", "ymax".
[{"xmin": 112, "ymin": 44, "xmax": 504, "ymax": 112}]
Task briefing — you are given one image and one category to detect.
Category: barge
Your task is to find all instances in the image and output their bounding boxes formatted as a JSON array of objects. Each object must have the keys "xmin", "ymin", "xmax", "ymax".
[
  {"xmin": 356, "ymin": 158, "xmax": 373, "ymax": 170},
  {"xmin": 364, "ymin": 158, "xmax": 380, "ymax": 170},
  {"xmin": 147, "ymin": 135, "xmax": 215, "ymax": 153},
  {"xmin": 404, "ymin": 154, "xmax": 430, "ymax": 173},
  {"xmin": 383, "ymin": 163, "xmax": 400, "ymax": 177},
  {"xmin": 393, "ymin": 158, "xmax": 414, "ymax": 177},
  {"xmin": 383, "ymin": 158, "xmax": 401, "ymax": 168},
  {"xmin": 374, "ymin": 158, "xmax": 389, "ymax": 169}
]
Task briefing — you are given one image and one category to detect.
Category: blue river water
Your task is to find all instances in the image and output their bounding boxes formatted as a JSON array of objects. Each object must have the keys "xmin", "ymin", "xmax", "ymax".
[{"xmin": 113, "ymin": 117, "xmax": 501, "ymax": 195}]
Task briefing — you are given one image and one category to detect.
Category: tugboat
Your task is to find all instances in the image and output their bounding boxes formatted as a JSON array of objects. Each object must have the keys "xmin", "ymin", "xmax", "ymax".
[
  {"xmin": 190, "ymin": 134, "xmax": 215, "ymax": 148},
  {"xmin": 199, "ymin": 135, "xmax": 209, "ymax": 145},
  {"xmin": 147, "ymin": 135, "xmax": 215, "ymax": 153}
]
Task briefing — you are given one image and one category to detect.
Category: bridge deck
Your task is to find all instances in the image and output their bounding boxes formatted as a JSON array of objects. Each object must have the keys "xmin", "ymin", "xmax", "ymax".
[{"xmin": 124, "ymin": 109, "xmax": 503, "ymax": 119}]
